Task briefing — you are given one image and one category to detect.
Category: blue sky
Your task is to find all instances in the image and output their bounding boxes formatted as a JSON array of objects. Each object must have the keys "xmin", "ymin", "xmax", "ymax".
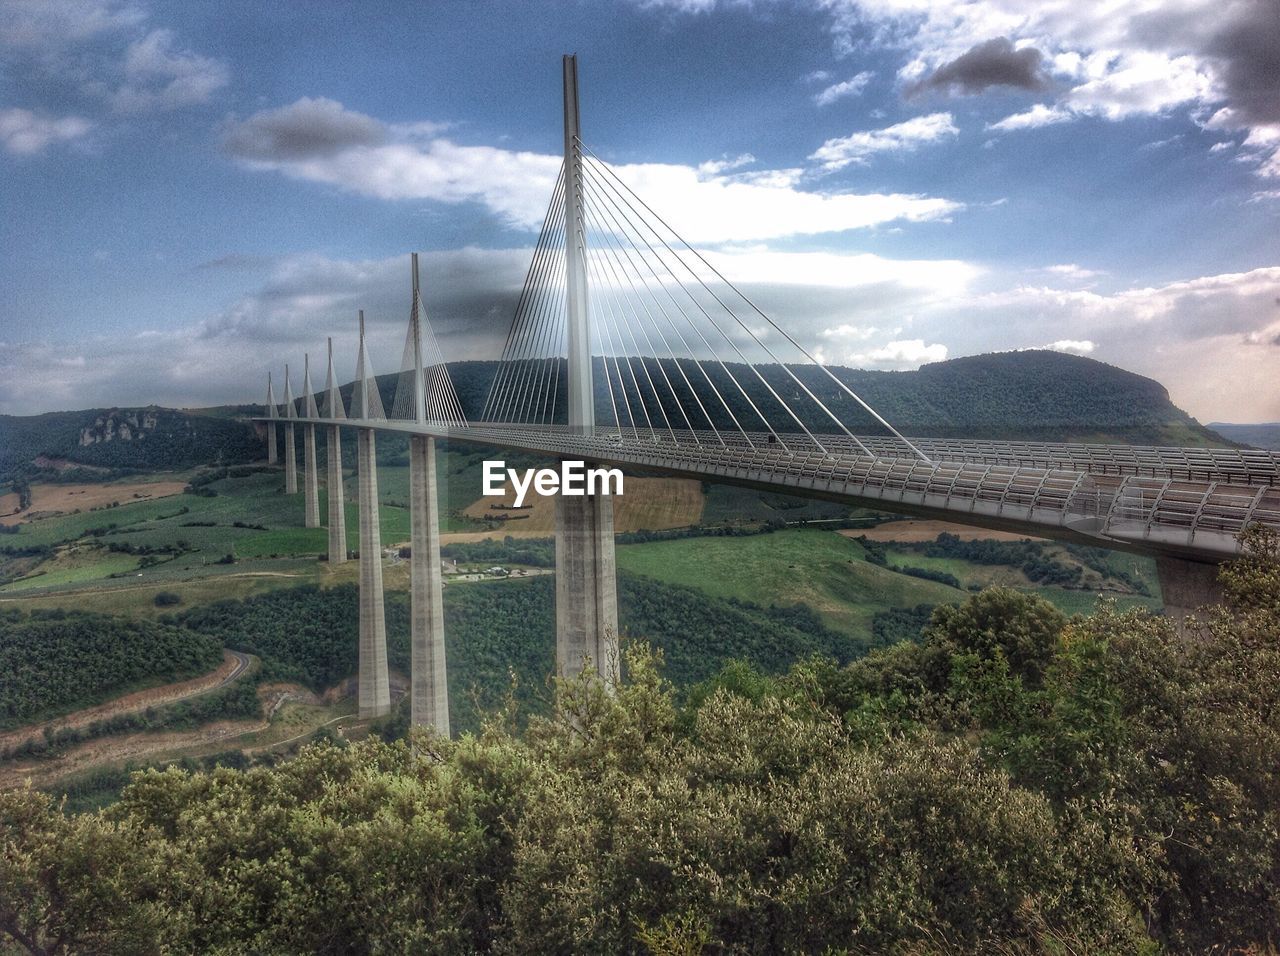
[{"xmin": 2, "ymin": 0, "xmax": 1278, "ymax": 421}]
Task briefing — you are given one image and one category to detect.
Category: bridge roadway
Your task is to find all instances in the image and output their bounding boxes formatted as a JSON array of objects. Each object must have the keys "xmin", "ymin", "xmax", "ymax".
[{"xmin": 283, "ymin": 416, "xmax": 1280, "ymax": 563}]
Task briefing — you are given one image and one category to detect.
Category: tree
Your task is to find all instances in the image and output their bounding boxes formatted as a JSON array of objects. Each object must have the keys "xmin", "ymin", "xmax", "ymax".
[{"xmin": 0, "ymin": 787, "xmax": 181, "ymax": 955}]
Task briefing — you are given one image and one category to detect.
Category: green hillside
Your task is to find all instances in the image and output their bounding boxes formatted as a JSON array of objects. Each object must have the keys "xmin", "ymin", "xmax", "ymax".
[
  {"xmin": 438, "ymin": 350, "xmax": 1225, "ymax": 445},
  {"xmin": 0, "ymin": 407, "xmax": 261, "ymax": 485},
  {"xmin": 0, "ymin": 350, "xmax": 1225, "ymax": 491}
]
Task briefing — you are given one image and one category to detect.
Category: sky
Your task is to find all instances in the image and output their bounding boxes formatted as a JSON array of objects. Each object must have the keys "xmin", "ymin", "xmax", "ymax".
[{"xmin": 1, "ymin": 0, "xmax": 1278, "ymax": 423}]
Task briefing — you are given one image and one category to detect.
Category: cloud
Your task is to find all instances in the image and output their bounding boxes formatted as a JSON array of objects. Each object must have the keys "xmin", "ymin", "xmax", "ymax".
[
  {"xmin": 105, "ymin": 28, "xmax": 229, "ymax": 112},
  {"xmin": 1044, "ymin": 263, "xmax": 1104, "ymax": 281},
  {"xmin": 0, "ymin": 0, "xmax": 146, "ymax": 49},
  {"xmin": 0, "ymin": 244, "xmax": 984, "ymax": 413},
  {"xmin": 814, "ymin": 0, "xmax": 1278, "ymax": 175},
  {"xmin": 916, "ymin": 266, "xmax": 1280, "ymax": 420},
  {"xmin": 0, "ymin": 1, "xmax": 227, "ymax": 120},
  {"xmin": 0, "ymin": 107, "xmax": 92, "ymax": 154},
  {"xmin": 222, "ymin": 97, "xmax": 386, "ymax": 160},
  {"xmin": 988, "ymin": 103, "xmax": 1072, "ymax": 131},
  {"xmin": 911, "ymin": 37, "xmax": 1049, "ymax": 96},
  {"xmin": 1043, "ymin": 339, "xmax": 1095, "ymax": 355},
  {"xmin": 848, "ymin": 338, "xmax": 948, "ymax": 368},
  {"xmin": 1206, "ymin": 0, "xmax": 1280, "ymax": 126},
  {"xmin": 814, "ymin": 71, "xmax": 873, "ymax": 106},
  {"xmin": 696, "ymin": 153, "xmax": 756, "ymax": 176},
  {"xmin": 223, "ymin": 97, "xmax": 964, "ymax": 240},
  {"xmin": 809, "ymin": 112, "xmax": 958, "ymax": 170}
]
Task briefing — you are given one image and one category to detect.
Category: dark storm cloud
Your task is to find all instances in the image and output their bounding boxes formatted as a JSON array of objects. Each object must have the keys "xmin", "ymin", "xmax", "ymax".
[
  {"xmin": 221, "ymin": 97, "xmax": 385, "ymax": 161},
  {"xmin": 1209, "ymin": 2, "xmax": 1280, "ymax": 125},
  {"xmin": 911, "ymin": 37, "xmax": 1050, "ymax": 96}
]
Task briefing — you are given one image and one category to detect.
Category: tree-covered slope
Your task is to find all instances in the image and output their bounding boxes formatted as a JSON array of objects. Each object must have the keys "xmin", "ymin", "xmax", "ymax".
[
  {"xmin": 1, "ymin": 349, "xmax": 1224, "ymax": 489},
  {"xmin": 0, "ymin": 407, "xmax": 261, "ymax": 484},
  {"xmin": 0, "ymin": 609, "xmax": 224, "ymax": 728},
  {"xmin": 440, "ymin": 350, "xmax": 1226, "ymax": 445}
]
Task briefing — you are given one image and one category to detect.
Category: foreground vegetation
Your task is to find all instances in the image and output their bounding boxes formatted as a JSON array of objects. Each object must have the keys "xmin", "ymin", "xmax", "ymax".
[{"xmin": 2, "ymin": 530, "xmax": 1275, "ymax": 954}]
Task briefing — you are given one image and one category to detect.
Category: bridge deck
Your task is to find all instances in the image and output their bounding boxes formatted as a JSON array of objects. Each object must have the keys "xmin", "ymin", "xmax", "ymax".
[{"xmin": 269, "ymin": 417, "xmax": 1280, "ymax": 562}]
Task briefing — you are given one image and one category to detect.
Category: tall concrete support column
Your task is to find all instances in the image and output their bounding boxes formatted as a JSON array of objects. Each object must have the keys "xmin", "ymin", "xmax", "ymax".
[
  {"xmin": 555, "ymin": 491, "xmax": 619, "ymax": 683},
  {"xmin": 327, "ymin": 425, "xmax": 347, "ymax": 563},
  {"xmin": 284, "ymin": 425, "xmax": 298, "ymax": 494},
  {"xmin": 409, "ymin": 435, "xmax": 449, "ymax": 732},
  {"xmin": 357, "ymin": 428, "xmax": 391, "ymax": 717},
  {"xmin": 1157, "ymin": 555, "xmax": 1224, "ymax": 620},
  {"xmin": 303, "ymin": 424, "xmax": 320, "ymax": 528},
  {"xmin": 266, "ymin": 422, "xmax": 278, "ymax": 465}
]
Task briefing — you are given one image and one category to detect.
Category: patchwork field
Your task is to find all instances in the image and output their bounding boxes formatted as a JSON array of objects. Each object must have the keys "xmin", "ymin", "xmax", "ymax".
[
  {"xmin": 845, "ymin": 519, "xmax": 1048, "ymax": 543},
  {"xmin": 0, "ymin": 478, "xmax": 188, "ymax": 525},
  {"xmin": 461, "ymin": 475, "xmax": 704, "ymax": 535}
]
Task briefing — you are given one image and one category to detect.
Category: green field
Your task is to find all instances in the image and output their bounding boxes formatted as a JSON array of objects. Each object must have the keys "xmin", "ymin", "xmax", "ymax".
[{"xmin": 617, "ymin": 529, "xmax": 966, "ymax": 639}]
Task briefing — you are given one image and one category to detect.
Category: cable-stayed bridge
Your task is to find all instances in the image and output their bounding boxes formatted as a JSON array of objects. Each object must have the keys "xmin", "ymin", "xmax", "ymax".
[{"xmin": 258, "ymin": 56, "xmax": 1280, "ymax": 729}]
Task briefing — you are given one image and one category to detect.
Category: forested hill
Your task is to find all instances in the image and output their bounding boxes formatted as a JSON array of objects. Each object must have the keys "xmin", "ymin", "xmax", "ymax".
[
  {"xmin": 440, "ymin": 350, "xmax": 1225, "ymax": 446},
  {"xmin": 0, "ymin": 407, "xmax": 260, "ymax": 484},
  {"xmin": 0, "ymin": 351, "xmax": 1224, "ymax": 485}
]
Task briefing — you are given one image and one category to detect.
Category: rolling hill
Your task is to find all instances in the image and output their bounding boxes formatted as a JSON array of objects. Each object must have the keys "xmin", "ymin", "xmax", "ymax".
[
  {"xmin": 0, "ymin": 350, "xmax": 1227, "ymax": 486},
  {"xmin": 1208, "ymin": 422, "xmax": 1280, "ymax": 450}
]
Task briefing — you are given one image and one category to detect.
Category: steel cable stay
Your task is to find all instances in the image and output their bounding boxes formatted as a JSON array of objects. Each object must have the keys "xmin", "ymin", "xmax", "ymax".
[
  {"xmin": 581, "ymin": 219, "xmax": 678, "ymax": 442},
  {"xmin": 578, "ymin": 139, "xmax": 927, "ymax": 462},
  {"xmin": 576, "ymin": 169, "xmax": 763, "ymax": 449},
  {"xmin": 578, "ymin": 191, "xmax": 715, "ymax": 444},
  {"xmin": 485, "ymin": 170, "xmax": 566, "ymax": 422},
  {"xmin": 580, "ymin": 156, "xmax": 835, "ymax": 457},
  {"xmin": 504, "ymin": 198, "xmax": 564, "ymax": 425},
  {"xmin": 579, "ymin": 165, "xmax": 805, "ymax": 451},
  {"xmin": 582, "ymin": 228, "xmax": 656, "ymax": 439},
  {"xmin": 493, "ymin": 184, "xmax": 566, "ymax": 424},
  {"xmin": 516, "ymin": 204, "xmax": 567, "ymax": 425}
]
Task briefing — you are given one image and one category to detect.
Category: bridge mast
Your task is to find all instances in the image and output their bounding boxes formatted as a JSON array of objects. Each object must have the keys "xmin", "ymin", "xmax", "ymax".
[
  {"xmin": 563, "ymin": 53, "xmax": 592, "ymax": 432},
  {"xmin": 555, "ymin": 56, "xmax": 619, "ymax": 686}
]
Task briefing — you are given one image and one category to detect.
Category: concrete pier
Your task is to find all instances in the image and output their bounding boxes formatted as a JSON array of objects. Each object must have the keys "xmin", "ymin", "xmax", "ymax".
[
  {"xmin": 357, "ymin": 428, "xmax": 391, "ymax": 717},
  {"xmin": 409, "ymin": 435, "xmax": 449, "ymax": 732},
  {"xmin": 284, "ymin": 425, "xmax": 298, "ymax": 494},
  {"xmin": 303, "ymin": 424, "xmax": 320, "ymax": 527},
  {"xmin": 555, "ymin": 490, "xmax": 619, "ymax": 683},
  {"xmin": 1157, "ymin": 555, "xmax": 1224, "ymax": 620},
  {"xmin": 327, "ymin": 425, "xmax": 347, "ymax": 563},
  {"xmin": 266, "ymin": 422, "xmax": 277, "ymax": 465}
]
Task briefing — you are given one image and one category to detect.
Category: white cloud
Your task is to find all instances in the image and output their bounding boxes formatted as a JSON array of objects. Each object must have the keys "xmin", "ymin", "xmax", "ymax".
[
  {"xmin": 989, "ymin": 103, "xmax": 1072, "ymax": 131},
  {"xmin": 0, "ymin": 0, "xmax": 146, "ymax": 49},
  {"xmin": 1044, "ymin": 263, "xmax": 1104, "ymax": 281},
  {"xmin": 1247, "ymin": 189, "xmax": 1280, "ymax": 204},
  {"xmin": 104, "ymin": 28, "xmax": 229, "ymax": 112},
  {"xmin": 1043, "ymin": 339, "xmax": 1096, "ymax": 355},
  {"xmin": 223, "ymin": 98, "xmax": 964, "ymax": 240},
  {"xmin": 849, "ymin": 338, "xmax": 948, "ymax": 368},
  {"xmin": 814, "ymin": 71, "xmax": 874, "ymax": 106},
  {"xmin": 1, "ymin": 2, "xmax": 228, "ymax": 120},
  {"xmin": 0, "ymin": 107, "xmax": 92, "ymax": 154},
  {"xmin": 816, "ymin": 0, "xmax": 1280, "ymax": 177},
  {"xmin": 809, "ymin": 112, "xmax": 958, "ymax": 170},
  {"xmin": 697, "ymin": 153, "xmax": 756, "ymax": 176}
]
